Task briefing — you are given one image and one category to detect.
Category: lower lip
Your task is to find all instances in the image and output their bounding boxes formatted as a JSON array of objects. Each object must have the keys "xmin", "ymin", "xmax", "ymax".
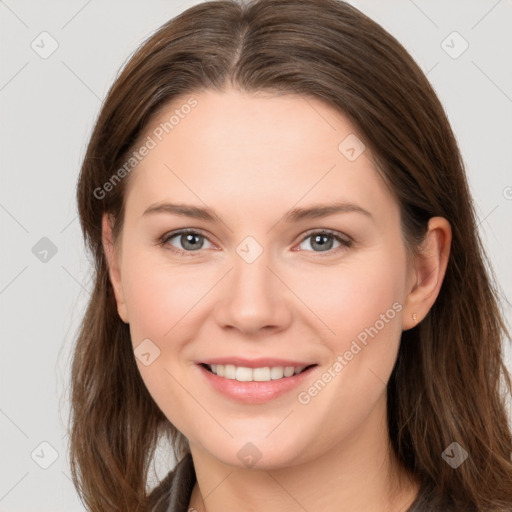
[{"xmin": 197, "ymin": 364, "xmax": 317, "ymax": 404}]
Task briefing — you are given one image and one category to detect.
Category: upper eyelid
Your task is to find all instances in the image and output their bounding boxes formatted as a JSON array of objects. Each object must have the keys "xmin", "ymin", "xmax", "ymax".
[{"xmin": 161, "ymin": 228, "xmax": 216, "ymax": 246}]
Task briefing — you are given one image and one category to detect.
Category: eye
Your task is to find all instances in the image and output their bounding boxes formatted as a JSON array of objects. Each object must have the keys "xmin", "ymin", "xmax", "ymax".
[
  {"xmin": 296, "ymin": 229, "xmax": 352, "ymax": 255},
  {"xmin": 159, "ymin": 228, "xmax": 353, "ymax": 257},
  {"xmin": 159, "ymin": 229, "xmax": 214, "ymax": 256}
]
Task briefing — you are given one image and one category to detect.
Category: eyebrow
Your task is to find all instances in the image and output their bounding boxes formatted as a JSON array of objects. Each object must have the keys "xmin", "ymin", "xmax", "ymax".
[{"xmin": 142, "ymin": 201, "xmax": 373, "ymax": 223}]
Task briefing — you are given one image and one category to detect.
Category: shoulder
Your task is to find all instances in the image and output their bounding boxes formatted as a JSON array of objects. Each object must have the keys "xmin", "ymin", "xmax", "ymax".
[{"xmin": 146, "ymin": 452, "xmax": 196, "ymax": 512}]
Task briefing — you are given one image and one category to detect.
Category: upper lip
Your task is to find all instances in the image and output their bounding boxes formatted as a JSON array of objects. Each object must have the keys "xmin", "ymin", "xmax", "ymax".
[{"xmin": 198, "ymin": 357, "xmax": 316, "ymax": 368}]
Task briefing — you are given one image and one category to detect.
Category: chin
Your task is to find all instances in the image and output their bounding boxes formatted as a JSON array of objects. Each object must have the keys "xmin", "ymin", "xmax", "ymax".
[{"xmin": 200, "ymin": 436, "xmax": 309, "ymax": 471}]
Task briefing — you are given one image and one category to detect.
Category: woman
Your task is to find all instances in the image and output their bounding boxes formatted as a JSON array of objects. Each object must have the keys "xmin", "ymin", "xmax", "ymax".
[{"xmin": 69, "ymin": 0, "xmax": 512, "ymax": 510}]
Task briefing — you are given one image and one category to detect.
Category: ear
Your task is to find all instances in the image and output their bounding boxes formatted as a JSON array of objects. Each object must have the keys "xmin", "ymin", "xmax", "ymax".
[
  {"xmin": 102, "ymin": 213, "xmax": 129, "ymax": 323},
  {"xmin": 402, "ymin": 216, "xmax": 451, "ymax": 331}
]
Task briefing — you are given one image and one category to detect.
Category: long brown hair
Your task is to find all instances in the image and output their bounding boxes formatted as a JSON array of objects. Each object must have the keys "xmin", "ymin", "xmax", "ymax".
[{"xmin": 70, "ymin": 0, "xmax": 512, "ymax": 510}]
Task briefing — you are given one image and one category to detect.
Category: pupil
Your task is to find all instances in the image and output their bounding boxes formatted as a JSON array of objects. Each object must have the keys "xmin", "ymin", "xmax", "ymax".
[
  {"xmin": 183, "ymin": 233, "xmax": 202, "ymax": 250},
  {"xmin": 313, "ymin": 234, "xmax": 332, "ymax": 251}
]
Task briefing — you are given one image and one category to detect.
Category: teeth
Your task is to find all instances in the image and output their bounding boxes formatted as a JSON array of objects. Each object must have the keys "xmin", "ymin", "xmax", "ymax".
[
  {"xmin": 253, "ymin": 367, "xmax": 270, "ymax": 381},
  {"xmin": 207, "ymin": 364, "xmax": 306, "ymax": 382},
  {"xmin": 225, "ymin": 364, "xmax": 236, "ymax": 379}
]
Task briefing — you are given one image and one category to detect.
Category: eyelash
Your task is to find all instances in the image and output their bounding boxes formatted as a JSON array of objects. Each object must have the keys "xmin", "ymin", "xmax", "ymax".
[{"xmin": 158, "ymin": 228, "xmax": 353, "ymax": 257}]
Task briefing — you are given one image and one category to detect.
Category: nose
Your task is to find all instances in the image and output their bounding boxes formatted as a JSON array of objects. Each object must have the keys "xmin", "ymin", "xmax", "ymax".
[{"xmin": 212, "ymin": 251, "xmax": 293, "ymax": 337}]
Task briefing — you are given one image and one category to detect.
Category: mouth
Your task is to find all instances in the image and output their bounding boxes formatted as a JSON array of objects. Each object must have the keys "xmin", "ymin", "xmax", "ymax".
[
  {"xmin": 196, "ymin": 361, "xmax": 319, "ymax": 404},
  {"xmin": 199, "ymin": 363, "xmax": 317, "ymax": 382}
]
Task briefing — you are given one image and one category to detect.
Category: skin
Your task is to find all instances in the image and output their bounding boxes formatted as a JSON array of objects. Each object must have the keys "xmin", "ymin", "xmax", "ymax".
[{"xmin": 102, "ymin": 88, "xmax": 451, "ymax": 511}]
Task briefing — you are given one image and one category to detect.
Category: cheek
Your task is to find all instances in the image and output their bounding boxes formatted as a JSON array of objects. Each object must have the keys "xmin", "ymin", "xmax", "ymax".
[
  {"xmin": 291, "ymin": 252, "xmax": 406, "ymax": 443},
  {"xmin": 292, "ymin": 248, "xmax": 407, "ymax": 426},
  {"xmin": 120, "ymin": 254, "xmax": 205, "ymax": 432},
  {"xmin": 294, "ymin": 251, "xmax": 406, "ymax": 351},
  {"xmin": 121, "ymin": 253, "xmax": 211, "ymax": 345}
]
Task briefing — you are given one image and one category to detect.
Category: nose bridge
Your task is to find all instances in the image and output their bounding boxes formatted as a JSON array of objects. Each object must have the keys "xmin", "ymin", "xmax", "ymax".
[{"xmin": 213, "ymin": 236, "xmax": 291, "ymax": 334}]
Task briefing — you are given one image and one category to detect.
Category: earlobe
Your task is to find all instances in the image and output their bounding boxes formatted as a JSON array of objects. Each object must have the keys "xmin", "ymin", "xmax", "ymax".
[
  {"xmin": 101, "ymin": 213, "xmax": 129, "ymax": 323},
  {"xmin": 402, "ymin": 217, "xmax": 451, "ymax": 331}
]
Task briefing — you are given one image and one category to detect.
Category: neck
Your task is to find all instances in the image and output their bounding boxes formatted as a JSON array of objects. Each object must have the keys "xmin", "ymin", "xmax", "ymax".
[{"xmin": 188, "ymin": 395, "xmax": 420, "ymax": 512}]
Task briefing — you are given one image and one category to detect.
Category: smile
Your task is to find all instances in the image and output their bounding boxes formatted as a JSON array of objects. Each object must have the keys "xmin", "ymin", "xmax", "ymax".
[
  {"xmin": 197, "ymin": 360, "xmax": 319, "ymax": 404},
  {"xmin": 203, "ymin": 363, "xmax": 314, "ymax": 382}
]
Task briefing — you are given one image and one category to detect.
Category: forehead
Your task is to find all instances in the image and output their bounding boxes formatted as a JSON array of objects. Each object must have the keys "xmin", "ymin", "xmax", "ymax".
[{"xmin": 123, "ymin": 88, "xmax": 398, "ymax": 224}]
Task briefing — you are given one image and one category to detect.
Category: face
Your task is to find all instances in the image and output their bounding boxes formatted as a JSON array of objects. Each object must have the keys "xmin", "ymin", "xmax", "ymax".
[{"xmin": 106, "ymin": 88, "xmax": 416, "ymax": 469}]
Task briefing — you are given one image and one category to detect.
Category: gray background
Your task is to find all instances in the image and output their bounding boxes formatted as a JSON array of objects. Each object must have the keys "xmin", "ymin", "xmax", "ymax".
[{"xmin": 1, "ymin": 0, "xmax": 511, "ymax": 510}]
